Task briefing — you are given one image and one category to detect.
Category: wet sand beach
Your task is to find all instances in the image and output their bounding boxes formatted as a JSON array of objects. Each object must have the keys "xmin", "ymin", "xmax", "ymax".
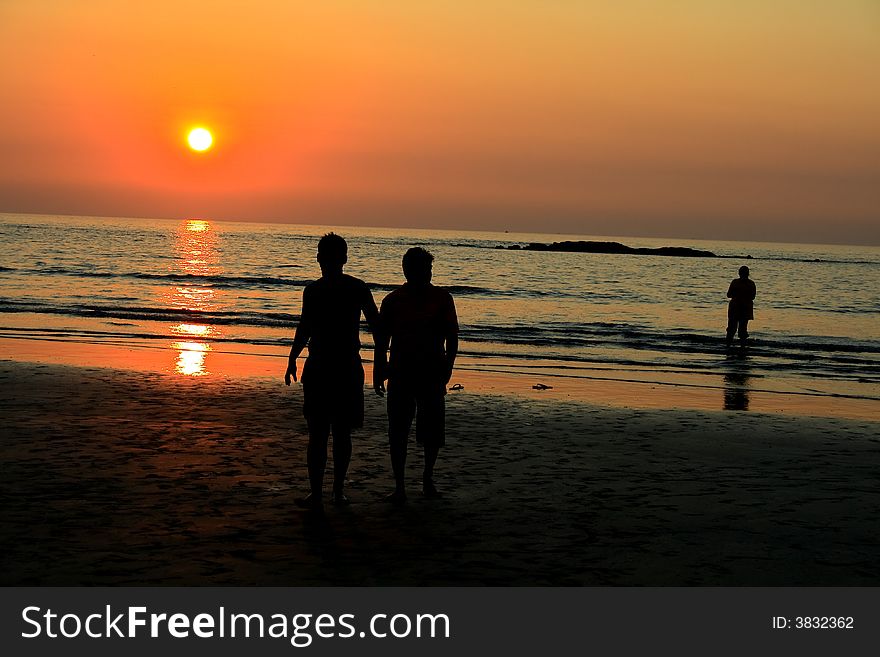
[{"xmin": 2, "ymin": 359, "xmax": 878, "ymax": 585}]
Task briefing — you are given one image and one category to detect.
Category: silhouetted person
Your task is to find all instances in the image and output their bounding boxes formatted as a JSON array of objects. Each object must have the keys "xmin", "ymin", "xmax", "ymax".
[
  {"xmin": 726, "ymin": 265, "xmax": 756, "ymax": 346},
  {"xmin": 285, "ymin": 233, "xmax": 379, "ymax": 511},
  {"xmin": 374, "ymin": 247, "xmax": 458, "ymax": 503}
]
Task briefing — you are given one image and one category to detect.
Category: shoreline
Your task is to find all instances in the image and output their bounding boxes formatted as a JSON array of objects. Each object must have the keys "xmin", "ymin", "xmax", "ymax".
[
  {"xmin": 1, "ymin": 335, "xmax": 877, "ymax": 421},
  {"xmin": 1, "ymin": 358, "xmax": 878, "ymax": 585}
]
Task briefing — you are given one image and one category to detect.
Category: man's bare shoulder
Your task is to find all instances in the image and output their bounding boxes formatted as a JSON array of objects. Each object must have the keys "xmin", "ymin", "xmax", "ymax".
[
  {"xmin": 384, "ymin": 284, "xmax": 453, "ymax": 300},
  {"xmin": 341, "ymin": 273, "xmax": 367, "ymax": 287},
  {"xmin": 383, "ymin": 285, "xmax": 405, "ymax": 299},
  {"xmin": 433, "ymin": 285, "xmax": 455, "ymax": 300},
  {"xmin": 308, "ymin": 274, "xmax": 367, "ymax": 290}
]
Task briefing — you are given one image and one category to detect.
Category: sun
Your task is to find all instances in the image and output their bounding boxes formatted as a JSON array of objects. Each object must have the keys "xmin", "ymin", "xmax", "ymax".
[{"xmin": 187, "ymin": 127, "xmax": 213, "ymax": 152}]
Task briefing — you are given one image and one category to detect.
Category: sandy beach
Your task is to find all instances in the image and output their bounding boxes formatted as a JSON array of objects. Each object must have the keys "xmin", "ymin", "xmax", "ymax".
[{"xmin": 2, "ymin": 358, "xmax": 878, "ymax": 586}]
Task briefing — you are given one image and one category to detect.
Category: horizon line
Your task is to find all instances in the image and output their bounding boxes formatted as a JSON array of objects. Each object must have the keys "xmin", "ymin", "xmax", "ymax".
[{"xmin": 1, "ymin": 209, "xmax": 878, "ymax": 249}]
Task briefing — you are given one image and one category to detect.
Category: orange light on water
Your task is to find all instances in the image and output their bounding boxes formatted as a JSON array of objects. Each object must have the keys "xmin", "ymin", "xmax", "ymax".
[
  {"xmin": 172, "ymin": 341, "xmax": 211, "ymax": 376},
  {"xmin": 171, "ymin": 286, "xmax": 215, "ymax": 312},
  {"xmin": 185, "ymin": 219, "xmax": 210, "ymax": 232},
  {"xmin": 172, "ymin": 323, "xmax": 212, "ymax": 337},
  {"xmin": 162, "ymin": 219, "xmax": 223, "ymax": 377}
]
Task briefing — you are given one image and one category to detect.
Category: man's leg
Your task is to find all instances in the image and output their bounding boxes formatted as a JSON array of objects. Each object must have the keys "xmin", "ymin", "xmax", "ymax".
[
  {"xmin": 726, "ymin": 318, "xmax": 737, "ymax": 345},
  {"xmin": 416, "ymin": 392, "xmax": 445, "ymax": 498},
  {"xmin": 387, "ymin": 382, "xmax": 416, "ymax": 501},
  {"xmin": 738, "ymin": 319, "xmax": 749, "ymax": 344},
  {"xmin": 330, "ymin": 424, "xmax": 352, "ymax": 503},
  {"xmin": 423, "ymin": 444, "xmax": 441, "ymax": 497},
  {"xmin": 299, "ymin": 417, "xmax": 330, "ymax": 509}
]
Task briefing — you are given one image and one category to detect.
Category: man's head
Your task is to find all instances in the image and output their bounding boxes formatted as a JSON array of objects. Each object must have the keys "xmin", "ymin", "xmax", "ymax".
[
  {"xmin": 402, "ymin": 247, "xmax": 434, "ymax": 285},
  {"xmin": 317, "ymin": 233, "xmax": 347, "ymax": 271},
  {"xmin": 738, "ymin": 265, "xmax": 750, "ymax": 278}
]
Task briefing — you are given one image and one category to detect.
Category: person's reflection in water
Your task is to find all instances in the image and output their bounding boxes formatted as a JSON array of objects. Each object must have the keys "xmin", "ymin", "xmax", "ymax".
[{"xmin": 723, "ymin": 351, "xmax": 752, "ymax": 411}]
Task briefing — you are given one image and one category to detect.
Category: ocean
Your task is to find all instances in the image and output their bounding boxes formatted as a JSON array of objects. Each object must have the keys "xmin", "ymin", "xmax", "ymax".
[{"xmin": 1, "ymin": 213, "xmax": 878, "ymax": 406}]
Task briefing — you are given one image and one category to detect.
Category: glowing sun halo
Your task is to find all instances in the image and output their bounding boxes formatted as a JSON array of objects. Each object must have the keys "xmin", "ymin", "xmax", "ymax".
[{"xmin": 187, "ymin": 127, "xmax": 213, "ymax": 152}]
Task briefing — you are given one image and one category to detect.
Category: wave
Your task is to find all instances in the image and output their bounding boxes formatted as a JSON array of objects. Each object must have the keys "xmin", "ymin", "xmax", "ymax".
[
  {"xmin": 0, "ymin": 325, "xmax": 291, "ymax": 348},
  {"xmin": 2, "ymin": 298, "xmax": 878, "ymax": 381},
  {"xmin": 461, "ymin": 323, "xmax": 880, "ymax": 355},
  {"xmin": 31, "ymin": 268, "xmax": 317, "ymax": 288},
  {"xmin": 3, "ymin": 299, "xmax": 878, "ymax": 354},
  {"xmin": 3, "ymin": 323, "xmax": 877, "ymax": 386},
  {"xmin": 4, "ymin": 267, "xmax": 578, "ymax": 299},
  {"xmin": 9, "ymin": 263, "xmax": 879, "ymax": 308},
  {"xmin": 752, "ymin": 256, "xmax": 880, "ymax": 266},
  {"xmin": 0, "ymin": 299, "xmax": 299, "ymax": 328}
]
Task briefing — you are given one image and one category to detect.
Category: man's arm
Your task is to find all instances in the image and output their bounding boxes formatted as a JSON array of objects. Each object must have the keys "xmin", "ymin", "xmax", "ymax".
[
  {"xmin": 362, "ymin": 286, "xmax": 380, "ymax": 335},
  {"xmin": 372, "ymin": 299, "xmax": 389, "ymax": 397},
  {"xmin": 443, "ymin": 294, "xmax": 459, "ymax": 384},
  {"xmin": 285, "ymin": 289, "xmax": 311, "ymax": 385},
  {"xmin": 444, "ymin": 332, "xmax": 458, "ymax": 385}
]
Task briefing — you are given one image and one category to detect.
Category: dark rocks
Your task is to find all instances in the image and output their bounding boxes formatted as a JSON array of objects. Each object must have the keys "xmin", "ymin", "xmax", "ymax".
[{"xmin": 495, "ymin": 240, "xmax": 718, "ymax": 258}]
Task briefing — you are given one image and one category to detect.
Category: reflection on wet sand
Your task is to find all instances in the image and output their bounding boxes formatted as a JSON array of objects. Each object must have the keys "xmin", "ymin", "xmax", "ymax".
[
  {"xmin": 723, "ymin": 351, "xmax": 752, "ymax": 411},
  {"xmin": 171, "ymin": 341, "xmax": 211, "ymax": 377},
  {"xmin": 163, "ymin": 219, "xmax": 222, "ymax": 376}
]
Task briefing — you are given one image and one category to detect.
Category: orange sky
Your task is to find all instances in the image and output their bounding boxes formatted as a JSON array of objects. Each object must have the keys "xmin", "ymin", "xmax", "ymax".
[{"xmin": 0, "ymin": 1, "xmax": 878, "ymax": 243}]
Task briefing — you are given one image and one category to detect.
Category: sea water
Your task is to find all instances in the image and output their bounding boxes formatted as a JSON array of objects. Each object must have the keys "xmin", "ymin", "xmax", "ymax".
[{"xmin": 0, "ymin": 213, "xmax": 877, "ymax": 405}]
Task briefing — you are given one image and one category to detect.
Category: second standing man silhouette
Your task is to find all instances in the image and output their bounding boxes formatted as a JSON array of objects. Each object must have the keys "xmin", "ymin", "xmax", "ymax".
[{"xmin": 374, "ymin": 247, "xmax": 459, "ymax": 503}]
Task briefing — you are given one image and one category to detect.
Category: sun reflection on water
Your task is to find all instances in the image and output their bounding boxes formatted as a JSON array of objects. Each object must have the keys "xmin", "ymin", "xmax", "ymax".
[
  {"xmin": 172, "ymin": 341, "xmax": 211, "ymax": 376},
  {"xmin": 172, "ymin": 323, "xmax": 212, "ymax": 337},
  {"xmin": 164, "ymin": 219, "xmax": 222, "ymax": 376},
  {"xmin": 186, "ymin": 219, "xmax": 210, "ymax": 232},
  {"xmin": 171, "ymin": 286, "xmax": 216, "ymax": 312}
]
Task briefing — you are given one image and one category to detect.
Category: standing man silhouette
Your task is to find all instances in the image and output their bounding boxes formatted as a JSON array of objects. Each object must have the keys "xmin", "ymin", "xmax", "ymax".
[
  {"xmin": 285, "ymin": 233, "xmax": 379, "ymax": 511},
  {"xmin": 374, "ymin": 247, "xmax": 459, "ymax": 503},
  {"xmin": 726, "ymin": 265, "xmax": 756, "ymax": 346}
]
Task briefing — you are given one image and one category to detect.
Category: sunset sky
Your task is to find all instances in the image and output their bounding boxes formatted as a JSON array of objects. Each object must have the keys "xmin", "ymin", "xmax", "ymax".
[{"xmin": 0, "ymin": 1, "xmax": 877, "ymax": 243}]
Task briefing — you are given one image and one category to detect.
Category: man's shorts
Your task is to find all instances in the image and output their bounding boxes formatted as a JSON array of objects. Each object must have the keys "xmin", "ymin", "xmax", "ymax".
[
  {"xmin": 387, "ymin": 380, "xmax": 445, "ymax": 447},
  {"xmin": 302, "ymin": 358, "xmax": 365, "ymax": 429}
]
